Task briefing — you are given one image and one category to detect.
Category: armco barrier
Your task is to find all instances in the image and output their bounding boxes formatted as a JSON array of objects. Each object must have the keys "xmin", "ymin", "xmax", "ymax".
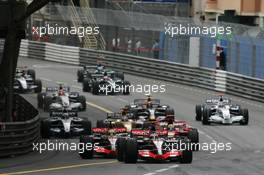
[
  {"xmin": 0, "ymin": 94, "xmax": 39, "ymax": 157},
  {"xmin": 20, "ymin": 40, "xmax": 264, "ymax": 103}
]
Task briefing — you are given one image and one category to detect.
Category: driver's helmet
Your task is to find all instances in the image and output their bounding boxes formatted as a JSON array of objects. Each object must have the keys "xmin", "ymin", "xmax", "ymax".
[
  {"xmin": 146, "ymin": 101, "xmax": 153, "ymax": 108},
  {"xmin": 58, "ymin": 86, "xmax": 65, "ymax": 96},
  {"xmin": 147, "ymin": 96, "xmax": 152, "ymax": 102},
  {"xmin": 167, "ymin": 124, "xmax": 174, "ymax": 131},
  {"xmin": 148, "ymin": 125, "xmax": 156, "ymax": 132},
  {"xmin": 21, "ymin": 70, "xmax": 26, "ymax": 76},
  {"xmin": 219, "ymin": 95, "xmax": 224, "ymax": 102}
]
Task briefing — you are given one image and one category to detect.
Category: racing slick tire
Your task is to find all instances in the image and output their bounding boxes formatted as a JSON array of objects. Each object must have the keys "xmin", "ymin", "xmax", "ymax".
[
  {"xmin": 77, "ymin": 95, "xmax": 86, "ymax": 111},
  {"xmin": 41, "ymin": 120, "xmax": 50, "ymax": 139},
  {"xmin": 202, "ymin": 108, "xmax": 211, "ymax": 125},
  {"xmin": 165, "ymin": 108, "xmax": 175, "ymax": 115},
  {"xmin": 27, "ymin": 69, "xmax": 36, "ymax": 81},
  {"xmin": 91, "ymin": 82, "xmax": 100, "ymax": 95},
  {"xmin": 115, "ymin": 72, "xmax": 124, "ymax": 80},
  {"xmin": 34, "ymin": 79, "xmax": 42, "ymax": 93},
  {"xmin": 124, "ymin": 139, "xmax": 138, "ymax": 163},
  {"xmin": 82, "ymin": 119, "xmax": 92, "ymax": 135},
  {"xmin": 79, "ymin": 136, "xmax": 94, "ymax": 159},
  {"xmin": 187, "ymin": 129, "xmax": 199, "ymax": 151},
  {"xmin": 240, "ymin": 108, "xmax": 249, "ymax": 125},
  {"xmin": 77, "ymin": 70, "xmax": 84, "ymax": 82},
  {"xmin": 122, "ymin": 81, "xmax": 130, "ymax": 95},
  {"xmin": 96, "ymin": 120, "xmax": 106, "ymax": 128},
  {"xmin": 44, "ymin": 96, "xmax": 53, "ymax": 112},
  {"xmin": 116, "ymin": 138, "xmax": 126, "ymax": 162},
  {"xmin": 179, "ymin": 141, "xmax": 193, "ymax": 164},
  {"xmin": 82, "ymin": 78, "xmax": 90, "ymax": 92},
  {"xmin": 195, "ymin": 105, "xmax": 202, "ymax": 121},
  {"xmin": 37, "ymin": 92, "xmax": 46, "ymax": 108}
]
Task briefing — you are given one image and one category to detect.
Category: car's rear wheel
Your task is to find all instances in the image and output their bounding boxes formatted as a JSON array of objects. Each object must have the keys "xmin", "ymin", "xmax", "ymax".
[
  {"xmin": 124, "ymin": 139, "xmax": 138, "ymax": 163},
  {"xmin": 187, "ymin": 128, "xmax": 199, "ymax": 151},
  {"xmin": 202, "ymin": 108, "xmax": 211, "ymax": 125},
  {"xmin": 27, "ymin": 69, "xmax": 36, "ymax": 81},
  {"xmin": 79, "ymin": 136, "xmax": 94, "ymax": 159},
  {"xmin": 116, "ymin": 138, "xmax": 126, "ymax": 162},
  {"xmin": 82, "ymin": 119, "xmax": 92, "ymax": 135},
  {"xmin": 77, "ymin": 70, "xmax": 83, "ymax": 82},
  {"xmin": 91, "ymin": 82, "xmax": 100, "ymax": 95},
  {"xmin": 34, "ymin": 79, "xmax": 42, "ymax": 93},
  {"xmin": 41, "ymin": 120, "xmax": 50, "ymax": 139},
  {"xmin": 37, "ymin": 93, "xmax": 46, "ymax": 108},
  {"xmin": 82, "ymin": 78, "xmax": 90, "ymax": 92},
  {"xmin": 195, "ymin": 105, "xmax": 202, "ymax": 121},
  {"xmin": 96, "ymin": 120, "xmax": 106, "ymax": 128},
  {"xmin": 122, "ymin": 81, "xmax": 130, "ymax": 95},
  {"xmin": 180, "ymin": 141, "xmax": 193, "ymax": 164},
  {"xmin": 78, "ymin": 95, "xmax": 86, "ymax": 111},
  {"xmin": 166, "ymin": 108, "xmax": 175, "ymax": 116},
  {"xmin": 44, "ymin": 96, "xmax": 53, "ymax": 112},
  {"xmin": 240, "ymin": 108, "xmax": 249, "ymax": 125}
]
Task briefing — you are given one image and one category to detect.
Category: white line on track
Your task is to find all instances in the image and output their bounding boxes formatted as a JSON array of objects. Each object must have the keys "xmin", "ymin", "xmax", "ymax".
[
  {"xmin": 116, "ymin": 97, "xmax": 129, "ymax": 103},
  {"xmin": 199, "ymin": 130, "xmax": 217, "ymax": 143},
  {"xmin": 33, "ymin": 64, "xmax": 79, "ymax": 69},
  {"xmin": 39, "ymin": 77, "xmax": 52, "ymax": 82},
  {"xmin": 143, "ymin": 165, "xmax": 179, "ymax": 175},
  {"xmin": 71, "ymin": 85, "xmax": 82, "ymax": 90}
]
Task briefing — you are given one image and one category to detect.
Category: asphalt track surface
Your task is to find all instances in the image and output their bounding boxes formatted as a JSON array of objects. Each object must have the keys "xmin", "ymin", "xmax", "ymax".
[{"xmin": 1, "ymin": 57, "xmax": 264, "ymax": 175}]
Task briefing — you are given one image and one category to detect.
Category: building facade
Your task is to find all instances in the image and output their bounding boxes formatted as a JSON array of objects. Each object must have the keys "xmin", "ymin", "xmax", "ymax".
[{"xmin": 204, "ymin": 0, "xmax": 264, "ymax": 27}]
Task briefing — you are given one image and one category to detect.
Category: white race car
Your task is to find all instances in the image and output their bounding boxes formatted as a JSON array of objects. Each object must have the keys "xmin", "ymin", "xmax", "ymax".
[
  {"xmin": 41, "ymin": 109, "xmax": 91, "ymax": 138},
  {"xmin": 200, "ymin": 97, "xmax": 249, "ymax": 125},
  {"xmin": 13, "ymin": 68, "xmax": 42, "ymax": 93},
  {"xmin": 38, "ymin": 85, "xmax": 86, "ymax": 112}
]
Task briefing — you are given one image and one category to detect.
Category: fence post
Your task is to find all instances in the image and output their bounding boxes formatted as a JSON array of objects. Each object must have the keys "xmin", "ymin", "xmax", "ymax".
[{"xmin": 252, "ymin": 45, "xmax": 256, "ymax": 78}]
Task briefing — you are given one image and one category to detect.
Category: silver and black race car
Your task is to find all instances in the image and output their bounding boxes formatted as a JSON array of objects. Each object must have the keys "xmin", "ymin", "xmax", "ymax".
[
  {"xmin": 13, "ymin": 67, "xmax": 42, "ymax": 93},
  {"xmin": 37, "ymin": 85, "xmax": 86, "ymax": 112},
  {"xmin": 82, "ymin": 72, "xmax": 130, "ymax": 95},
  {"xmin": 195, "ymin": 96, "xmax": 249, "ymax": 125},
  {"xmin": 41, "ymin": 109, "xmax": 91, "ymax": 138},
  {"xmin": 122, "ymin": 97, "xmax": 175, "ymax": 123},
  {"xmin": 77, "ymin": 64, "xmax": 124, "ymax": 83}
]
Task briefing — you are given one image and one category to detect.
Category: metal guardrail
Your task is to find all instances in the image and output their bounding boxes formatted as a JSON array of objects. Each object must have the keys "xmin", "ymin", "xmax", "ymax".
[
  {"xmin": 19, "ymin": 40, "xmax": 264, "ymax": 103},
  {"xmin": 0, "ymin": 94, "xmax": 39, "ymax": 157}
]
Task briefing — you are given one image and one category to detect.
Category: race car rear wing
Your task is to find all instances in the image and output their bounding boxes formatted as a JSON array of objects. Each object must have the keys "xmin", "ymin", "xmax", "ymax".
[
  {"xmin": 92, "ymin": 128, "xmax": 127, "ymax": 134},
  {"xmin": 50, "ymin": 110, "xmax": 78, "ymax": 117},
  {"xmin": 134, "ymin": 99, "xmax": 161, "ymax": 106},
  {"xmin": 46, "ymin": 86, "xmax": 70, "ymax": 92},
  {"xmin": 107, "ymin": 113, "xmax": 123, "ymax": 119}
]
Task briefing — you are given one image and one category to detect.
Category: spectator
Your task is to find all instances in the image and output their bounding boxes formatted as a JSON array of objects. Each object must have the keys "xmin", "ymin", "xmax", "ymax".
[
  {"xmin": 127, "ymin": 39, "xmax": 132, "ymax": 53},
  {"xmin": 112, "ymin": 38, "xmax": 120, "ymax": 52},
  {"xmin": 135, "ymin": 40, "xmax": 141, "ymax": 55},
  {"xmin": 152, "ymin": 39, "xmax": 160, "ymax": 59},
  {"xmin": 220, "ymin": 48, "xmax": 226, "ymax": 70}
]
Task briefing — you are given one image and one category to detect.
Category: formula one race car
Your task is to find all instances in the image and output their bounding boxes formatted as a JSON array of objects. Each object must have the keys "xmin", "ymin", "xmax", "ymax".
[
  {"xmin": 82, "ymin": 71, "xmax": 130, "ymax": 95},
  {"xmin": 155, "ymin": 120, "xmax": 199, "ymax": 151},
  {"xmin": 96, "ymin": 113, "xmax": 136, "ymax": 132},
  {"xmin": 41, "ymin": 109, "xmax": 91, "ymax": 138},
  {"xmin": 195, "ymin": 96, "xmax": 249, "ymax": 125},
  {"xmin": 116, "ymin": 129, "xmax": 193, "ymax": 163},
  {"xmin": 13, "ymin": 67, "xmax": 42, "ymax": 93},
  {"xmin": 195, "ymin": 95, "xmax": 231, "ymax": 121},
  {"xmin": 121, "ymin": 97, "xmax": 175, "ymax": 123},
  {"xmin": 77, "ymin": 64, "xmax": 124, "ymax": 83},
  {"xmin": 37, "ymin": 85, "xmax": 86, "ymax": 112},
  {"xmin": 79, "ymin": 124, "xmax": 128, "ymax": 159}
]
